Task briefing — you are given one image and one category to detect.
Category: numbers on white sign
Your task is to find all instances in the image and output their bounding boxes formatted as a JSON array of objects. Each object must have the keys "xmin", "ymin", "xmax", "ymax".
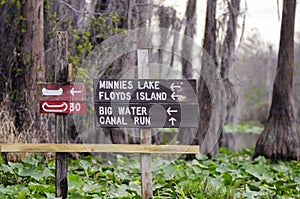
[{"xmin": 70, "ymin": 102, "xmax": 81, "ymax": 112}]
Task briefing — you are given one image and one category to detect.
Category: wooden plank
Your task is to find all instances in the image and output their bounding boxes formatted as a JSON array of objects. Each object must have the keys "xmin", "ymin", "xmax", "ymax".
[
  {"xmin": 138, "ymin": 49, "xmax": 153, "ymax": 199},
  {"xmin": 0, "ymin": 144, "xmax": 200, "ymax": 154},
  {"xmin": 55, "ymin": 31, "xmax": 69, "ymax": 199}
]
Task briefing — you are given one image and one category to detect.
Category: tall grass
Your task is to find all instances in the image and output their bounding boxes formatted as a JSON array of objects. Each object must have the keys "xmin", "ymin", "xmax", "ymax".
[{"xmin": 0, "ymin": 97, "xmax": 35, "ymax": 161}]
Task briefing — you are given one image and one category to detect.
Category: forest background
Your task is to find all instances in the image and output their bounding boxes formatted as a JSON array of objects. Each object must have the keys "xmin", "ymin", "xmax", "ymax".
[{"xmin": 0, "ymin": 0, "xmax": 299, "ymax": 161}]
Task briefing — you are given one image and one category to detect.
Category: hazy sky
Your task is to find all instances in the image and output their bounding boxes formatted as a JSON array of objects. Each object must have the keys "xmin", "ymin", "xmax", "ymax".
[
  {"xmin": 245, "ymin": 0, "xmax": 300, "ymax": 48},
  {"xmin": 163, "ymin": 0, "xmax": 300, "ymax": 49}
]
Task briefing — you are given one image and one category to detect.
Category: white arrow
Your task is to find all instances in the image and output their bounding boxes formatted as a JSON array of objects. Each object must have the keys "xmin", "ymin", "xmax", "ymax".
[
  {"xmin": 171, "ymin": 92, "xmax": 184, "ymax": 101},
  {"xmin": 42, "ymin": 88, "xmax": 63, "ymax": 96},
  {"xmin": 70, "ymin": 87, "xmax": 82, "ymax": 96},
  {"xmin": 168, "ymin": 117, "xmax": 177, "ymax": 126},
  {"xmin": 42, "ymin": 102, "xmax": 68, "ymax": 112},
  {"xmin": 170, "ymin": 82, "xmax": 181, "ymax": 91},
  {"xmin": 167, "ymin": 107, "xmax": 178, "ymax": 116}
]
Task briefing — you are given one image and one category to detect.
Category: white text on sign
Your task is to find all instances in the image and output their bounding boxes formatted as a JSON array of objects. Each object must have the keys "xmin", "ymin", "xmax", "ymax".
[
  {"xmin": 93, "ymin": 79, "xmax": 198, "ymax": 128},
  {"xmin": 94, "ymin": 79, "xmax": 196, "ymax": 103},
  {"xmin": 94, "ymin": 103, "xmax": 200, "ymax": 128}
]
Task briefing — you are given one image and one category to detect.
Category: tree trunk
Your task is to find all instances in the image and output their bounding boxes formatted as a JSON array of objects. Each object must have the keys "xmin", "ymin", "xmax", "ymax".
[
  {"xmin": 220, "ymin": 0, "xmax": 240, "ymax": 124},
  {"xmin": 156, "ymin": 6, "xmax": 181, "ymax": 74},
  {"xmin": 182, "ymin": 0, "xmax": 196, "ymax": 79},
  {"xmin": 178, "ymin": 0, "xmax": 197, "ymax": 146},
  {"xmin": 15, "ymin": 0, "xmax": 45, "ymax": 137},
  {"xmin": 253, "ymin": 0, "xmax": 300, "ymax": 161},
  {"xmin": 0, "ymin": 2, "xmax": 21, "ymax": 103},
  {"xmin": 101, "ymin": 0, "xmax": 153, "ymax": 145},
  {"xmin": 196, "ymin": 0, "xmax": 220, "ymax": 157},
  {"xmin": 202, "ymin": 0, "xmax": 217, "ymax": 64}
]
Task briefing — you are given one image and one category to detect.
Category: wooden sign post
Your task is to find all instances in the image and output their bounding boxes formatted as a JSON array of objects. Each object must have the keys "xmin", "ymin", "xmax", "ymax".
[
  {"xmin": 55, "ymin": 31, "xmax": 69, "ymax": 199},
  {"xmin": 138, "ymin": 49, "xmax": 153, "ymax": 199},
  {"xmin": 92, "ymin": 52, "xmax": 197, "ymax": 199},
  {"xmin": 21, "ymin": 32, "xmax": 199, "ymax": 199}
]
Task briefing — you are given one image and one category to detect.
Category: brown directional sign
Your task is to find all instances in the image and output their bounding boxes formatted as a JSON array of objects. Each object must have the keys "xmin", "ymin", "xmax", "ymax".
[
  {"xmin": 93, "ymin": 79, "xmax": 198, "ymax": 128},
  {"xmin": 94, "ymin": 79, "xmax": 196, "ymax": 103},
  {"xmin": 37, "ymin": 83, "xmax": 86, "ymax": 114},
  {"xmin": 94, "ymin": 103, "xmax": 199, "ymax": 128}
]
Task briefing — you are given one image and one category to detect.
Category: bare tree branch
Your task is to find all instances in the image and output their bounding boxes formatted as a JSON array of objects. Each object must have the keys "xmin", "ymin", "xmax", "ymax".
[
  {"xmin": 236, "ymin": 0, "xmax": 247, "ymax": 55},
  {"xmin": 59, "ymin": 0, "xmax": 151, "ymax": 16}
]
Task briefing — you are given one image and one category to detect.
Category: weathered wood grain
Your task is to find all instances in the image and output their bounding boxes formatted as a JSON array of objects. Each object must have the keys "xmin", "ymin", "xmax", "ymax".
[
  {"xmin": 55, "ymin": 31, "xmax": 68, "ymax": 199},
  {"xmin": 138, "ymin": 49, "xmax": 153, "ymax": 199},
  {"xmin": 0, "ymin": 144, "xmax": 200, "ymax": 154}
]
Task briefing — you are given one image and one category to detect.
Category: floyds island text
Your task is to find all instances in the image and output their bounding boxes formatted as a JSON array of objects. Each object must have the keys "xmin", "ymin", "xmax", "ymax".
[{"xmin": 98, "ymin": 80, "xmax": 167, "ymax": 101}]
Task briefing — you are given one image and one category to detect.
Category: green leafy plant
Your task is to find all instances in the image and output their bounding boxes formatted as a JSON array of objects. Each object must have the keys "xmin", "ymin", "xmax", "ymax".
[{"xmin": 0, "ymin": 148, "xmax": 299, "ymax": 198}]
